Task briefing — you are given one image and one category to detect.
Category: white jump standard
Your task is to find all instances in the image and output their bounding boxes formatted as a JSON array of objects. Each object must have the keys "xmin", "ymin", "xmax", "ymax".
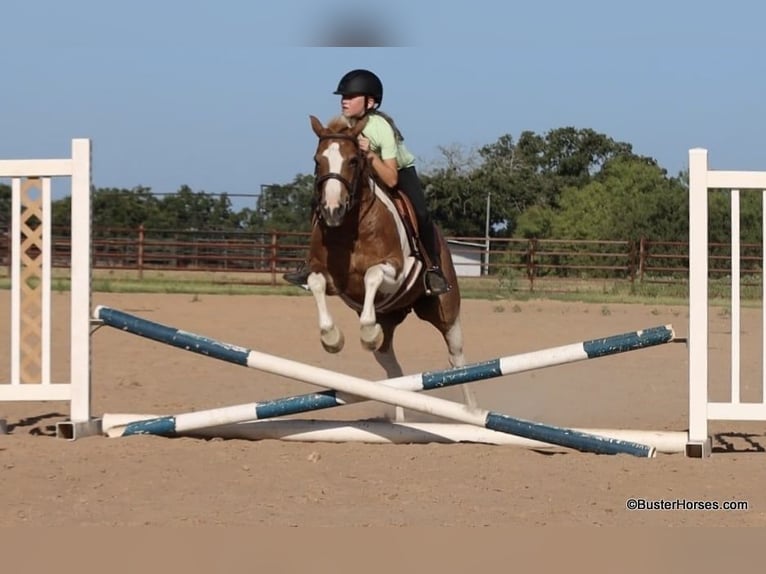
[{"xmin": 0, "ymin": 139, "xmax": 99, "ymax": 439}]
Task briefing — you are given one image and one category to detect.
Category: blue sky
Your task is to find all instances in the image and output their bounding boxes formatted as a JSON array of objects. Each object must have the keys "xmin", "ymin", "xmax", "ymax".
[{"xmin": 3, "ymin": 0, "xmax": 765, "ymax": 209}]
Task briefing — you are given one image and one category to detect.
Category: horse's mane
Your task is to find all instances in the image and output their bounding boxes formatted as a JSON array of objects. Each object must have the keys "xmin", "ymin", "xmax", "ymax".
[
  {"xmin": 326, "ymin": 112, "xmax": 403, "ymax": 142},
  {"xmin": 326, "ymin": 115, "xmax": 353, "ymax": 132}
]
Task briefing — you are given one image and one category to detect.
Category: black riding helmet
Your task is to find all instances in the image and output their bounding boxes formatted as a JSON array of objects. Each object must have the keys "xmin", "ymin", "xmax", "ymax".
[{"xmin": 334, "ymin": 69, "xmax": 383, "ymax": 107}]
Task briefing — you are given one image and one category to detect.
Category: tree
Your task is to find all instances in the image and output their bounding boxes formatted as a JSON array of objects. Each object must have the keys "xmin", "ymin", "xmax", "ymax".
[
  {"xmin": 245, "ymin": 173, "xmax": 315, "ymax": 232},
  {"xmin": 152, "ymin": 185, "xmax": 241, "ymax": 230},
  {"xmin": 421, "ymin": 145, "xmax": 487, "ymax": 236},
  {"xmin": 540, "ymin": 155, "xmax": 687, "ymax": 241},
  {"xmin": 458, "ymin": 127, "xmax": 640, "ymax": 236},
  {"xmin": 51, "ymin": 186, "xmax": 162, "ymax": 229},
  {"xmin": 0, "ymin": 183, "xmax": 10, "ymax": 228},
  {"xmin": 542, "ymin": 127, "xmax": 633, "ymax": 180}
]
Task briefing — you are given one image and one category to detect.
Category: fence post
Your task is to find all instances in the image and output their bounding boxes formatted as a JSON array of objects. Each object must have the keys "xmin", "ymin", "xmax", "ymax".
[
  {"xmin": 628, "ymin": 239, "xmax": 637, "ymax": 284},
  {"xmin": 270, "ymin": 231, "xmax": 278, "ymax": 286},
  {"xmin": 527, "ymin": 239, "xmax": 536, "ymax": 292},
  {"xmin": 137, "ymin": 224, "xmax": 144, "ymax": 280},
  {"xmin": 638, "ymin": 236, "xmax": 646, "ymax": 283}
]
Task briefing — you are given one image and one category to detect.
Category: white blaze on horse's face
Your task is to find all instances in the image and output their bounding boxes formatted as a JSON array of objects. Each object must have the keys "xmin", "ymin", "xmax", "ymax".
[{"xmin": 321, "ymin": 142, "xmax": 344, "ymax": 211}]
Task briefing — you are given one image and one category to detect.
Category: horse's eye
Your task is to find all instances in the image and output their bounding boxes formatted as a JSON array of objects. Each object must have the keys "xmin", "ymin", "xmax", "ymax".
[{"xmin": 348, "ymin": 158, "xmax": 359, "ymax": 167}]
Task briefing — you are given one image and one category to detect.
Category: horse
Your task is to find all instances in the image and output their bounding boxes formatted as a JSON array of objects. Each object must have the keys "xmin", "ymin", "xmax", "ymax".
[{"xmin": 304, "ymin": 114, "xmax": 477, "ymax": 419}]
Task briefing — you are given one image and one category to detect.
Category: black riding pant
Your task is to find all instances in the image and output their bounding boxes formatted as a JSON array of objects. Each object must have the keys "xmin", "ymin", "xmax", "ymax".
[{"xmin": 397, "ymin": 166, "xmax": 440, "ymax": 263}]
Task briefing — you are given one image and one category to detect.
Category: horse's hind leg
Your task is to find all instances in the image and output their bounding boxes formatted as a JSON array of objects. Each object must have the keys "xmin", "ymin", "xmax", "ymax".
[
  {"xmin": 373, "ymin": 330, "xmax": 404, "ymax": 379},
  {"xmin": 373, "ymin": 347, "xmax": 407, "ymax": 422},
  {"xmin": 373, "ymin": 314, "xmax": 408, "ymax": 421},
  {"xmin": 443, "ymin": 315, "xmax": 478, "ymax": 409},
  {"xmin": 444, "ymin": 315, "xmax": 466, "ymax": 369},
  {"xmin": 307, "ymin": 272, "xmax": 345, "ymax": 353}
]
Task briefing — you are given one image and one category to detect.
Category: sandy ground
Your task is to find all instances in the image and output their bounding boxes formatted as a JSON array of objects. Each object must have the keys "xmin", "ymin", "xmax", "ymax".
[{"xmin": 1, "ymin": 291, "xmax": 766, "ymax": 526}]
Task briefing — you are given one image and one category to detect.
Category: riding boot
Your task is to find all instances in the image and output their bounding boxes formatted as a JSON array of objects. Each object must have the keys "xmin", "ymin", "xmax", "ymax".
[
  {"xmin": 420, "ymin": 223, "xmax": 451, "ymax": 296},
  {"xmin": 424, "ymin": 266, "xmax": 450, "ymax": 296},
  {"xmin": 283, "ymin": 213, "xmax": 318, "ymax": 288}
]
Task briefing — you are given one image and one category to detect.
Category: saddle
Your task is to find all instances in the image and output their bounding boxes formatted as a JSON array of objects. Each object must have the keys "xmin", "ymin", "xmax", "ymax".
[{"xmin": 388, "ymin": 190, "xmax": 425, "ymax": 260}]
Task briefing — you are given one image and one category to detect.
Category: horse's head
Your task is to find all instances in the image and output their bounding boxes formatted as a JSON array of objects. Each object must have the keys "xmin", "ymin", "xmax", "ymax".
[{"xmin": 310, "ymin": 114, "xmax": 369, "ymax": 227}]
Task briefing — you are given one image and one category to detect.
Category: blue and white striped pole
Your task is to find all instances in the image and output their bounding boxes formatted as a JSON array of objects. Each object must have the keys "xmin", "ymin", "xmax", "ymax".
[
  {"xmin": 94, "ymin": 306, "xmax": 662, "ymax": 456},
  {"xmin": 97, "ymin": 305, "xmax": 674, "ymax": 439}
]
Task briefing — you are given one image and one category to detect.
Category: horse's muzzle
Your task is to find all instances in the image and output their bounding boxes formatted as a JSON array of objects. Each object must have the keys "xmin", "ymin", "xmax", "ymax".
[{"xmin": 321, "ymin": 203, "xmax": 348, "ymax": 227}]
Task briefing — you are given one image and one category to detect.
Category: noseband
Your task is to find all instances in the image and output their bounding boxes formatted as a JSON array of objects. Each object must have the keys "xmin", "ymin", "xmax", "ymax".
[{"xmin": 314, "ymin": 133, "xmax": 366, "ymax": 215}]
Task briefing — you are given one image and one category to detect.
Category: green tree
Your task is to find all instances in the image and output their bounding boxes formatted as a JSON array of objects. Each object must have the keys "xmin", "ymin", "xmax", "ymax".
[
  {"xmin": 705, "ymin": 188, "xmax": 762, "ymax": 246},
  {"xmin": 149, "ymin": 185, "xmax": 240, "ymax": 230},
  {"xmin": 421, "ymin": 145, "xmax": 487, "ymax": 236},
  {"xmin": 542, "ymin": 127, "xmax": 633, "ymax": 181},
  {"xmin": 246, "ymin": 173, "xmax": 315, "ymax": 232},
  {"xmin": 52, "ymin": 186, "xmax": 162, "ymax": 229},
  {"xmin": 461, "ymin": 127, "xmax": 639, "ymax": 236},
  {"xmin": 0, "ymin": 183, "xmax": 10, "ymax": 228},
  {"xmin": 513, "ymin": 204, "xmax": 555, "ymax": 239},
  {"xmin": 543, "ymin": 156, "xmax": 687, "ymax": 241}
]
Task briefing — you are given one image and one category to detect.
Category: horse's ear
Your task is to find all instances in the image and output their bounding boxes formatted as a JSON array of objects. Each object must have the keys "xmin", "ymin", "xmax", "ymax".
[
  {"xmin": 350, "ymin": 115, "xmax": 369, "ymax": 137},
  {"xmin": 310, "ymin": 115, "xmax": 324, "ymax": 137}
]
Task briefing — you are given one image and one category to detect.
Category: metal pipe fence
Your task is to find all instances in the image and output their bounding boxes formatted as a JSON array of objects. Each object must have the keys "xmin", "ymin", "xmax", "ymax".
[{"xmin": 2, "ymin": 226, "xmax": 762, "ymax": 291}]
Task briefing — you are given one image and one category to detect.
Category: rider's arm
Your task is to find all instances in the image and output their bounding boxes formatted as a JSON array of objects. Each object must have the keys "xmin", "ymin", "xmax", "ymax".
[
  {"xmin": 367, "ymin": 154, "xmax": 398, "ymax": 188},
  {"xmin": 364, "ymin": 116, "xmax": 399, "ymax": 189}
]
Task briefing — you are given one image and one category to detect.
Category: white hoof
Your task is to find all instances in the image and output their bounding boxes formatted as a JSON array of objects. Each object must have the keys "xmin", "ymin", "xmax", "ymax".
[
  {"xmin": 360, "ymin": 323, "xmax": 383, "ymax": 351},
  {"xmin": 320, "ymin": 326, "xmax": 345, "ymax": 353}
]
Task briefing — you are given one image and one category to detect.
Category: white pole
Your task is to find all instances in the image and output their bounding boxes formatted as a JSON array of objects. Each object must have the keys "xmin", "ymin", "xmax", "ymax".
[
  {"xmin": 731, "ymin": 189, "xmax": 740, "ymax": 404},
  {"xmin": 687, "ymin": 148, "xmax": 709, "ymax": 448},
  {"xmin": 94, "ymin": 307, "xmax": 657, "ymax": 456},
  {"xmin": 101, "ymin": 414, "xmax": 688, "ymax": 454},
  {"xmin": 10, "ymin": 178, "xmax": 21, "ymax": 385},
  {"xmin": 69, "ymin": 138, "xmax": 92, "ymax": 422},
  {"xmin": 42, "ymin": 178, "xmax": 52, "ymax": 385}
]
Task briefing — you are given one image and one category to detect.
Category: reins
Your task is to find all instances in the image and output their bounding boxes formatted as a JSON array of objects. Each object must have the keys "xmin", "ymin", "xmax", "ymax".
[{"xmin": 314, "ymin": 133, "xmax": 367, "ymax": 217}]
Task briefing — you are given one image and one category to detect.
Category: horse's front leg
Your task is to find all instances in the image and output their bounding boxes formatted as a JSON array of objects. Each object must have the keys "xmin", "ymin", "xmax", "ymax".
[
  {"xmin": 359, "ymin": 263, "xmax": 397, "ymax": 351},
  {"xmin": 307, "ymin": 272, "xmax": 345, "ymax": 353}
]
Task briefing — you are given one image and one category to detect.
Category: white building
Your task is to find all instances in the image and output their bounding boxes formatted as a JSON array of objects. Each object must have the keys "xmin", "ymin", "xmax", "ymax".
[{"xmin": 447, "ymin": 240, "xmax": 486, "ymax": 277}]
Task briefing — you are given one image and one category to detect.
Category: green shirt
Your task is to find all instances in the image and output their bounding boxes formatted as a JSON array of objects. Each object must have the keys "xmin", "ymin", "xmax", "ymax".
[{"xmin": 363, "ymin": 113, "xmax": 416, "ymax": 169}]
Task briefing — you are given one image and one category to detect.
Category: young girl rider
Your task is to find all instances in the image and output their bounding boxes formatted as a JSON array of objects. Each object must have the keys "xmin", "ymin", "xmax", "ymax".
[{"xmin": 284, "ymin": 69, "xmax": 450, "ymax": 295}]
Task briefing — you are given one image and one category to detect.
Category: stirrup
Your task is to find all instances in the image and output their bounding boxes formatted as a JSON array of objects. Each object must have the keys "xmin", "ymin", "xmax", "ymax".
[
  {"xmin": 282, "ymin": 265, "xmax": 311, "ymax": 289},
  {"xmin": 424, "ymin": 267, "xmax": 451, "ymax": 296}
]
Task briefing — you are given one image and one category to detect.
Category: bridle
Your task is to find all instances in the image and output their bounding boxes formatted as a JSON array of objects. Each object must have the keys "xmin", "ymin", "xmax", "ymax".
[{"xmin": 314, "ymin": 133, "xmax": 366, "ymax": 217}]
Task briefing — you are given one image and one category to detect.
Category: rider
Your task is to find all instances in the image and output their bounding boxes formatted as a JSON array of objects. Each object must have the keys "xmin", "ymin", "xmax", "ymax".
[{"xmin": 283, "ymin": 69, "xmax": 451, "ymax": 295}]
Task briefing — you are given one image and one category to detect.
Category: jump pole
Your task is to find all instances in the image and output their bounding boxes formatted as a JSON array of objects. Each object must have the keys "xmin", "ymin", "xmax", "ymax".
[
  {"xmin": 96, "ymin": 305, "xmax": 675, "ymax": 441},
  {"xmin": 101, "ymin": 415, "xmax": 688, "ymax": 454},
  {"xmin": 94, "ymin": 306, "xmax": 657, "ymax": 457}
]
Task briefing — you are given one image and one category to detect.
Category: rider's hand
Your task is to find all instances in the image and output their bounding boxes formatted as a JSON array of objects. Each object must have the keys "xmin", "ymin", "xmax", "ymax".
[{"xmin": 357, "ymin": 135, "xmax": 370, "ymax": 153}]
